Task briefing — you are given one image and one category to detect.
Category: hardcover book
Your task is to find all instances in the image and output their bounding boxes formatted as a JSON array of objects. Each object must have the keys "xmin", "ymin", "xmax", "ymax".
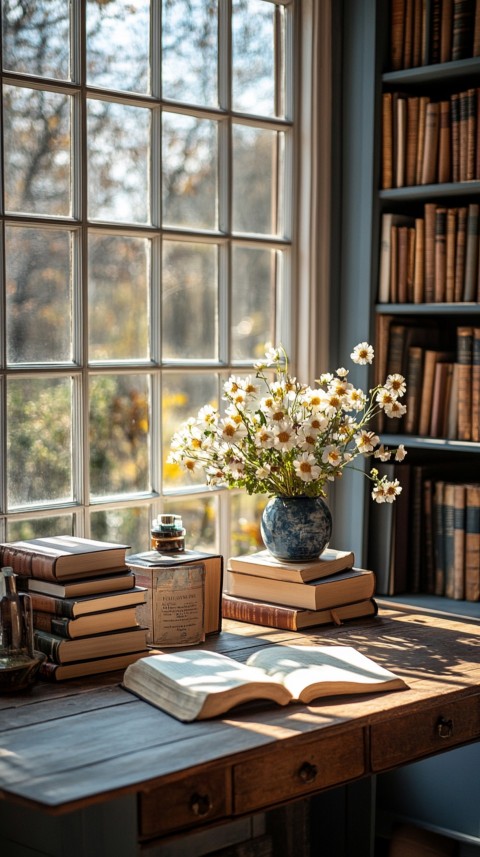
[
  {"xmin": 227, "ymin": 548, "xmax": 354, "ymax": 584},
  {"xmin": 221, "ymin": 594, "xmax": 378, "ymax": 631},
  {"xmin": 122, "ymin": 645, "xmax": 407, "ymax": 722},
  {"xmin": 34, "ymin": 626, "xmax": 148, "ymax": 664},
  {"xmin": 226, "ymin": 567, "xmax": 375, "ymax": 611},
  {"xmin": 33, "ymin": 605, "xmax": 140, "ymax": 639},
  {"xmin": 39, "ymin": 650, "xmax": 149, "ymax": 682},
  {"xmin": 0, "ymin": 536, "xmax": 130, "ymax": 581},
  {"xmin": 27, "ymin": 586, "xmax": 147, "ymax": 618},
  {"xmin": 18, "ymin": 570, "xmax": 135, "ymax": 598}
]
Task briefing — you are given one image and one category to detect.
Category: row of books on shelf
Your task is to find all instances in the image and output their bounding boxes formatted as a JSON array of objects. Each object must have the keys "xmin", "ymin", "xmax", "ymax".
[
  {"xmin": 222, "ymin": 548, "xmax": 378, "ymax": 632},
  {"xmin": 369, "ymin": 462, "xmax": 480, "ymax": 602},
  {"xmin": 378, "ymin": 204, "xmax": 480, "ymax": 304},
  {"xmin": 376, "ymin": 318, "xmax": 480, "ymax": 441},
  {"xmin": 0, "ymin": 536, "xmax": 151, "ymax": 681},
  {"xmin": 382, "ymin": 88, "xmax": 480, "ymax": 190},
  {"xmin": 390, "ymin": 0, "xmax": 480, "ymax": 72}
]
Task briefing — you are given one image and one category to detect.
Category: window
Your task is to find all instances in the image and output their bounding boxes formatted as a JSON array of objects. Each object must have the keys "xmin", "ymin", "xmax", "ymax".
[{"xmin": 0, "ymin": 0, "xmax": 300, "ymax": 557}]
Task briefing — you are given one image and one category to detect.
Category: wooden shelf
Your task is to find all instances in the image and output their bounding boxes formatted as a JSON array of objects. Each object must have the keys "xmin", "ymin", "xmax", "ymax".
[
  {"xmin": 380, "ymin": 181, "xmax": 480, "ymax": 201},
  {"xmin": 375, "ymin": 303, "xmax": 480, "ymax": 315},
  {"xmin": 382, "ymin": 56, "xmax": 480, "ymax": 85}
]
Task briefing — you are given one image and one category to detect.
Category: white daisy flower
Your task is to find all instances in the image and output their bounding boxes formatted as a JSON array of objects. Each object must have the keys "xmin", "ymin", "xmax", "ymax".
[
  {"xmin": 385, "ymin": 373, "xmax": 406, "ymax": 397},
  {"xmin": 254, "ymin": 427, "xmax": 275, "ymax": 449},
  {"xmin": 376, "ymin": 387, "xmax": 396, "ymax": 407},
  {"xmin": 351, "ymin": 342, "xmax": 374, "ymax": 365},
  {"xmin": 321, "ymin": 444, "xmax": 343, "ymax": 466},
  {"xmin": 384, "ymin": 400, "xmax": 407, "ymax": 419},
  {"xmin": 355, "ymin": 430, "xmax": 379, "ymax": 453},
  {"xmin": 346, "ymin": 387, "xmax": 367, "ymax": 411},
  {"xmin": 273, "ymin": 421, "xmax": 297, "ymax": 451},
  {"xmin": 336, "ymin": 367, "xmax": 349, "ymax": 377},
  {"xmin": 383, "ymin": 479, "xmax": 402, "ymax": 502},
  {"xmin": 293, "ymin": 453, "xmax": 322, "ymax": 482},
  {"xmin": 220, "ymin": 418, "xmax": 247, "ymax": 442}
]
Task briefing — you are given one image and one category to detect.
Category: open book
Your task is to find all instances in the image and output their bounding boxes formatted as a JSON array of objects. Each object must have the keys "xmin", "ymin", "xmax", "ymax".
[{"xmin": 122, "ymin": 644, "xmax": 407, "ymax": 722}]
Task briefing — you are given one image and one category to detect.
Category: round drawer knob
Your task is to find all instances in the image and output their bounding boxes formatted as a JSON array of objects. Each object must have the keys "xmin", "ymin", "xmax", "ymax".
[
  {"xmin": 298, "ymin": 761, "xmax": 318, "ymax": 784},
  {"xmin": 190, "ymin": 792, "xmax": 212, "ymax": 817},
  {"xmin": 437, "ymin": 717, "xmax": 454, "ymax": 739}
]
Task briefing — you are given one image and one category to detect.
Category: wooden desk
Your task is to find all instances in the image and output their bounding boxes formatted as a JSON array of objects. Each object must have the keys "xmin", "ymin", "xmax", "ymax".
[{"xmin": 0, "ymin": 606, "xmax": 479, "ymax": 856}]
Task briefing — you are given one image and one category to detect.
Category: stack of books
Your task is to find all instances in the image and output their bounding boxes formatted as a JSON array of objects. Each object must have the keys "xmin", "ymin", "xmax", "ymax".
[
  {"xmin": 222, "ymin": 548, "xmax": 377, "ymax": 631},
  {"xmin": 0, "ymin": 536, "xmax": 149, "ymax": 681}
]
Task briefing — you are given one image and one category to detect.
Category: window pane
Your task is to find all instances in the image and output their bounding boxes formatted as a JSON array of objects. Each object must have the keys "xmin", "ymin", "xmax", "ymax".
[
  {"xmin": 162, "ymin": 0, "xmax": 218, "ymax": 107},
  {"xmin": 163, "ymin": 373, "xmax": 218, "ymax": 489},
  {"xmin": 2, "ymin": 0, "xmax": 71, "ymax": 80},
  {"xmin": 7, "ymin": 515, "xmax": 74, "ymax": 541},
  {"xmin": 162, "ymin": 112, "xmax": 218, "ymax": 229},
  {"xmin": 88, "ymin": 100, "xmax": 150, "ymax": 223},
  {"xmin": 230, "ymin": 493, "xmax": 266, "ymax": 556},
  {"xmin": 163, "ymin": 496, "xmax": 217, "ymax": 553},
  {"xmin": 231, "ymin": 245, "xmax": 276, "ymax": 361},
  {"xmin": 6, "ymin": 227, "xmax": 73, "ymax": 364},
  {"xmin": 91, "ymin": 507, "xmax": 150, "ymax": 555},
  {"xmin": 89, "ymin": 235, "xmax": 150, "ymax": 361},
  {"xmin": 162, "ymin": 241, "xmax": 218, "ymax": 360},
  {"xmin": 86, "ymin": 0, "xmax": 150, "ymax": 94},
  {"xmin": 89, "ymin": 374, "xmax": 150, "ymax": 498},
  {"xmin": 232, "ymin": 124, "xmax": 283, "ymax": 235},
  {"xmin": 232, "ymin": 0, "xmax": 283, "ymax": 118},
  {"xmin": 4, "ymin": 85, "xmax": 71, "ymax": 216},
  {"xmin": 7, "ymin": 377, "xmax": 73, "ymax": 509}
]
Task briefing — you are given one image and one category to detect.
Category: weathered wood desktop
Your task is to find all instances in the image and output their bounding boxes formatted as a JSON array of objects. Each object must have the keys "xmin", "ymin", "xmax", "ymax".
[{"xmin": 0, "ymin": 606, "xmax": 479, "ymax": 856}]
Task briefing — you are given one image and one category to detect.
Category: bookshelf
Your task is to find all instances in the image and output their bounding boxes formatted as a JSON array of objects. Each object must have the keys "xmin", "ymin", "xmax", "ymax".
[{"xmin": 334, "ymin": 1, "xmax": 480, "ymax": 852}]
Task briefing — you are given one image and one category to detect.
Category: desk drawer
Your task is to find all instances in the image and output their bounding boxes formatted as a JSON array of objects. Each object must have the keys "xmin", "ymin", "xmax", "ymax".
[
  {"xmin": 139, "ymin": 768, "xmax": 231, "ymax": 838},
  {"xmin": 233, "ymin": 728, "xmax": 365, "ymax": 814},
  {"xmin": 371, "ymin": 694, "xmax": 480, "ymax": 772}
]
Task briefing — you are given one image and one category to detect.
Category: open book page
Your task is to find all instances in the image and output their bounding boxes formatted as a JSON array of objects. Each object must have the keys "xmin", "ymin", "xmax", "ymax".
[
  {"xmin": 245, "ymin": 645, "xmax": 407, "ymax": 703},
  {"xmin": 123, "ymin": 649, "xmax": 291, "ymax": 721}
]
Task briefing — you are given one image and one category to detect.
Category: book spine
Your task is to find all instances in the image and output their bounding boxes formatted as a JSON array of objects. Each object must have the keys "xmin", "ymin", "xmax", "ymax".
[
  {"xmin": 391, "ymin": 0, "xmax": 406, "ymax": 70},
  {"xmin": 450, "ymin": 92, "xmax": 460, "ymax": 183},
  {"xmin": 0, "ymin": 547, "xmax": 57, "ymax": 580},
  {"xmin": 463, "ymin": 203, "xmax": 479, "ymax": 301},
  {"xmin": 416, "ymin": 96, "xmax": 429, "ymax": 185},
  {"xmin": 405, "ymin": 346, "xmax": 424, "ymax": 434},
  {"xmin": 445, "ymin": 208, "xmax": 457, "ymax": 302},
  {"xmin": 437, "ymin": 100, "xmax": 451, "ymax": 183},
  {"xmin": 424, "ymin": 203, "xmax": 437, "ymax": 301},
  {"xmin": 29, "ymin": 592, "xmax": 75, "ymax": 617},
  {"xmin": 430, "ymin": 0, "xmax": 442, "ymax": 62},
  {"xmin": 403, "ymin": 0, "xmax": 414, "ymax": 67},
  {"xmin": 33, "ymin": 611, "xmax": 72, "ymax": 638},
  {"xmin": 382, "ymin": 93, "xmax": 394, "ymax": 190},
  {"xmin": 397, "ymin": 226, "xmax": 409, "ymax": 302},
  {"xmin": 465, "ymin": 484, "xmax": 480, "ymax": 601},
  {"xmin": 222, "ymin": 595, "xmax": 300, "ymax": 630},
  {"xmin": 453, "ymin": 484, "xmax": 466, "ymax": 599},
  {"xmin": 406, "ymin": 96, "xmax": 419, "ymax": 185},
  {"xmin": 396, "ymin": 96, "xmax": 407, "ymax": 187},
  {"xmin": 440, "ymin": 0, "xmax": 454, "ymax": 62},
  {"xmin": 472, "ymin": 327, "xmax": 480, "ymax": 442},
  {"xmin": 38, "ymin": 661, "xmax": 61, "ymax": 682},
  {"xmin": 459, "ymin": 89, "xmax": 468, "ymax": 182},
  {"xmin": 452, "ymin": 0, "xmax": 474, "ymax": 60},
  {"xmin": 467, "ymin": 87, "xmax": 476, "ymax": 181},
  {"xmin": 421, "ymin": 102, "xmax": 440, "ymax": 185},
  {"xmin": 434, "ymin": 207, "xmax": 447, "ymax": 301},
  {"xmin": 412, "ymin": 0, "xmax": 423, "ymax": 67},
  {"xmin": 391, "ymin": 225, "xmax": 399, "ymax": 301},
  {"xmin": 413, "ymin": 216, "xmax": 425, "ymax": 302},
  {"xmin": 423, "ymin": 478, "xmax": 436, "ymax": 593},
  {"xmin": 33, "ymin": 630, "xmax": 62, "ymax": 663},
  {"xmin": 407, "ymin": 226, "xmax": 416, "ymax": 302},
  {"xmin": 434, "ymin": 481, "xmax": 446, "ymax": 595},
  {"xmin": 457, "ymin": 326, "xmax": 474, "ymax": 440},
  {"xmin": 475, "ymin": 0, "xmax": 480, "ymax": 55},
  {"xmin": 454, "ymin": 206, "xmax": 467, "ymax": 301},
  {"xmin": 418, "ymin": 350, "xmax": 438, "ymax": 436},
  {"xmin": 443, "ymin": 482, "xmax": 456, "ymax": 599}
]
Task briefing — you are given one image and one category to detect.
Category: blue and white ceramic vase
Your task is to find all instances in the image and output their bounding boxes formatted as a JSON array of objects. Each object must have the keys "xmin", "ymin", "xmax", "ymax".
[{"xmin": 260, "ymin": 496, "xmax": 333, "ymax": 563}]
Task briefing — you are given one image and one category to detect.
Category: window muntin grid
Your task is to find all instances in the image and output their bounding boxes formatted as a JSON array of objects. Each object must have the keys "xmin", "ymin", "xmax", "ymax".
[{"xmin": 0, "ymin": 0, "xmax": 294, "ymax": 559}]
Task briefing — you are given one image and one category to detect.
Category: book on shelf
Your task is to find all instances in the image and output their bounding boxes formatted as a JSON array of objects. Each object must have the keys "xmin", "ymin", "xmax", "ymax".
[
  {"xmin": 34, "ymin": 626, "xmax": 148, "ymax": 664},
  {"xmin": 122, "ymin": 644, "xmax": 407, "ymax": 722},
  {"xmin": 368, "ymin": 462, "xmax": 411, "ymax": 596},
  {"xmin": 452, "ymin": 0, "xmax": 475, "ymax": 60},
  {"xmin": 453, "ymin": 483, "xmax": 466, "ymax": 600},
  {"xmin": 389, "ymin": 0, "xmax": 477, "ymax": 68},
  {"xmin": 32, "ymin": 605, "xmax": 140, "ymax": 639},
  {"xmin": 0, "ymin": 536, "xmax": 129, "ymax": 581},
  {"xmin": 454, "ymin": 206, "xmax": 467, "ymax": 301},
  {"xmin": 382, "ymin": 92, "xmax": 394, "ymax": 190},
  {"xmin": 378, "ymin": 213, "xmax": 414, "ymax": 302},
  {"xmin": 467, "ymin": 87, "xmax": 477, "ymax": 181},
  {"xmin": 40, "ymin": 650, "xmax": 149, "ymax": 682},
  {"xmin": 451, "ymin": 91, "xmax": 460, "ymax": 182},
  {"xmin": 221, "ymin": 594, "xmax": 378, "ymax": 632},
  {"xmin": 434, "ymin": 207, "xmax": 447, "ymax": 302},
  {"xmin": 406, "ymin": 95, "xmax": 420, "ymax": 187},
  {"xmin": 125, "ymin": 549, "xmax": 223, "ymax": 636},
  {"xmin": 437, "ymin": 101, "xmax": 451, "ymax": 183},
  {"xmin": 463, "ymin": 204, "xmax": 479, "ymax": 302},
  {"xmin": 421, "ymin": 101, "xmax": 440, "ymax": 185},
  {"xmin": 226, "ymin": 567, "xmax": 375, "ymax": 611},
  {"xmin": 17, "ymin": 569, "xmax": 136, "ymax": 598},
  {"xmin": 457, "ymin": 326, "xmax": 474, "ymax": 441},
  {"xmin": 465, "ymin": 483, "xmax": 480, "ymax": 602},
  {"xmin": 472, "ymin": 327, "xmax": 480, "ymax": 442},
  {"xmin": 430, "ymin": 360, "xmax": 454, "ymax": 437},
  {"xmin": 440, "ymin": 0, "xmax": 453, "ymax": 62},
  {"xmin": 227, "ymin": 548, "xmax": 355, "ymax": 584},
  {"xmin": 26, "ymin": 586, "xmax": 147, "ymax": 618},
  {"xmin": 445, "ymin": 208, "xmax": 456, "ymax": 302}
]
